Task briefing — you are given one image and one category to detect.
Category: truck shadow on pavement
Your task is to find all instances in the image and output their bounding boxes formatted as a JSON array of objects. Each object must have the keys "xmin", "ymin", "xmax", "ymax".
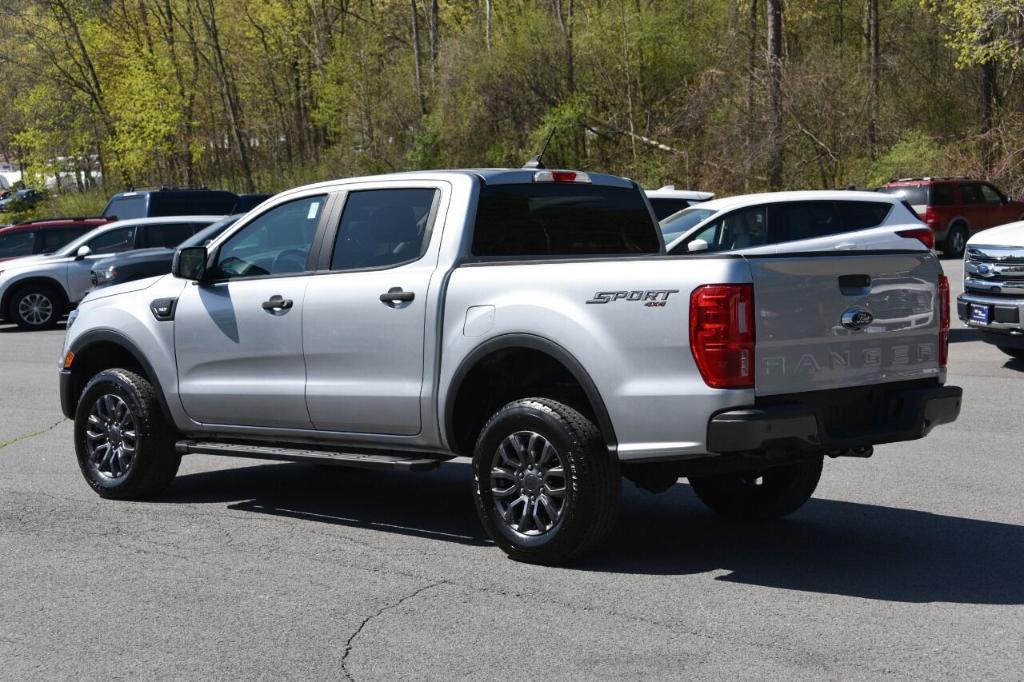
[{"xmin": 163, "ymin": 461, "xmax": 1024, "ymax": 605}]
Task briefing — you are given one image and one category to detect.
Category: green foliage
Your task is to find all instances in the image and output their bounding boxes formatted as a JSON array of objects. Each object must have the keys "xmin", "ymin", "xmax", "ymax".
[
  {"xmin": 0, "ymin": 0, "xmax": 1020, "ymax": 202},
  {"xmin": 862, "ymin": 131, "xmax": 950, "ymax": 186}
]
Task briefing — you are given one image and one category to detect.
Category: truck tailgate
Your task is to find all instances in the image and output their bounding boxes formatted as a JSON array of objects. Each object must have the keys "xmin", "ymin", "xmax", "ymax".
[{"xmin": 747, "ymin": 252, "xmax": 943, "ymax": 396}]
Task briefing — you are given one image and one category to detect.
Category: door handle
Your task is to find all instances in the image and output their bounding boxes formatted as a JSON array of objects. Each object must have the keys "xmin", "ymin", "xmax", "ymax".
[
  {"xmin": 379, "ymin": 287, "xmax": 415, "ymax": 306},
  {"xmin": 262, "ymin": 295, "xmax": 293, "ymax": 311}
]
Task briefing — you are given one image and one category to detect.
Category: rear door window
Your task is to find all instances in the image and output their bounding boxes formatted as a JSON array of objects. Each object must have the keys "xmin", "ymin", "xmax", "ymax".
[
  {"xmin": 330, "ymin": 189, "xmax": 437, "ymax": 270},
  {"xmin": 473, "ymin": 184, "xmax": 659, "ymax": 257},
  {"xmin": 771, "ymin": 201, "xmax": 844, "ymax": 241},
  {"xmin": 960, "ymin": 183, "xmax": 984, "ymax": 204},
  {"xmin": 836, "ymin": 201, "xmax": 892, "ymax": 230},
  {"xmin": 0, "ymin": 230, "xmax": 35, "ymax": 258},
  {"xmin": 142, "ymin": 222, "xmax": 204, "ymax": 248},
  {"xmin": 931, "ymin": 183, "xmax": 954, "ymax": 206}
]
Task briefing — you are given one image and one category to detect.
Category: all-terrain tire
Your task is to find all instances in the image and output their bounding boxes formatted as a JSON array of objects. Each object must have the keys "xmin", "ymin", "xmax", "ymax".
[
  {"xmin": 74, "ymin": 368, "xmax": 181, "ymax": 499},
  {"xmin": 472, "ymin": 398, "xmax": 620, "ymax": 565},
  {"xmin": 688, "ymin": 457, "xmax": 823, "ymax": 522}
]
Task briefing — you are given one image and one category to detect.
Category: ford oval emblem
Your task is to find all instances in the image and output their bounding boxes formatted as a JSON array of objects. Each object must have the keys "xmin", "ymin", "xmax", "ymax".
[
  {"xmin": 977, "ymin": 264, "xmax": 991, "ymax": 275},
  {"xmin": 841, "ymin": 307, "xmax": 874, "ymax": 331}
]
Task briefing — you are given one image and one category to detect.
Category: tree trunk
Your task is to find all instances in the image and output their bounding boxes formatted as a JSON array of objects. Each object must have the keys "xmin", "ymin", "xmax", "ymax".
[
  {"xmin": 765, "ymin": 0, "xmax": 784, "ymax": 190},
  {"xmin": 981, "ymin": 60, "xmax": 997, "ymax": 169},
  {"xmin": 484, "ymin": 0, "xmax": 492, "ymax": 52},
  {"xmin": 745, "ymin": 0, "xmax": 757, "ymax": 192},
  {"xmin": 412, "ymin": 0, "xmax": 425, "ymax": 113},
  {"xmin": 428, "ymin": 0, "xmax": 439, "ymax": 76},
  {"xmin": 866, "ymin": 0, "xmax": 879, "ymax": 158}
]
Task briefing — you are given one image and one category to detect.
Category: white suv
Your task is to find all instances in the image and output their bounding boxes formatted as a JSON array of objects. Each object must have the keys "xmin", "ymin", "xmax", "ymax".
[{"xmin": 659, "ymin": 190, "xmax": 934, "ymax": 255}]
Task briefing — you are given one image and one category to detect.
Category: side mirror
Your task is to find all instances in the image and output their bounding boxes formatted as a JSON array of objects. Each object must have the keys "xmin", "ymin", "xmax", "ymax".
[
  {"xmin": 173, "ymin": 246, "xmax": 209, "ymax": 281},
  {"xmin": 75, "ymin": 245, "xmax": 92, "ymax": 260},
  {"xmin": 687, "ymin": 239, "xmax": 709, "ymax": 253}
]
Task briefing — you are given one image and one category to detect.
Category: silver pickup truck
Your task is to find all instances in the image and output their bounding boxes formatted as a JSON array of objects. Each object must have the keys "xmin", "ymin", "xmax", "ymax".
[{"xmin": 59, "ymin": 169, "xmax": 962, "ymax": 564}]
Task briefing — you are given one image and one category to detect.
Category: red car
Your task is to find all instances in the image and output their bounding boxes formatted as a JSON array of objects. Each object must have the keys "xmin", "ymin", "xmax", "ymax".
[
  {"xmin": 878, "ymin": 177, "xmax": 1024, "ymax": 257},
  {"xmin": 0, "ymin": 217, "xmax": 111, "ymax": 263}
]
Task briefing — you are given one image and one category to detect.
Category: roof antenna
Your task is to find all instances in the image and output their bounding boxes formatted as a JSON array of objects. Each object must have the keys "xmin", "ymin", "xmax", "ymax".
[{"xmin": 523, "ymin": 127, "xmax": 557, "ymax": 170}]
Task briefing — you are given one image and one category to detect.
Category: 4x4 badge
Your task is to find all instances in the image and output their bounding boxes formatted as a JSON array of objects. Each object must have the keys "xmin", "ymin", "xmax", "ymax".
[{"xmin": 841, "ymin": 307, "xmax": 874, "ymax": 331}]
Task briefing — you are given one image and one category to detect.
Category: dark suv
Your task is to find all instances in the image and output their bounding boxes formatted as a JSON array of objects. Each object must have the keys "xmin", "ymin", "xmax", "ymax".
[
  {"xmin": 0, "ymin": 217, "xmax": 111, "ymax": 262},
  {"xmin": 878, "ymin": 177, "xmax": 1024, "ymax": 257},
  {"xmin": 103, "ymin": 187, "xmax": 239, "ymax": 220}
]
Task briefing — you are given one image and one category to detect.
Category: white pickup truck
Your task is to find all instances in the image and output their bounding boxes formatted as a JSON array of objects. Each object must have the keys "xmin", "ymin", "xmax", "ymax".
[
  {"xmin": 59, "ymin": 169, "xmax": 962, "ymax": 564},
  {"xmin": 957, "ymin": 221, "xmax": 1024, "ymax": 360}
]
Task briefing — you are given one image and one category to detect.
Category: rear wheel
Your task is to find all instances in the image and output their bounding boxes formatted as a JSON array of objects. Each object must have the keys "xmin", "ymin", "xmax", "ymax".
[
  {"xmin": 9, "ymin": 283, "xmax": 63, "ymax": 330},
  {"xmin": 997, "ymin": 346, "xmax": 1024, "ymax": 361},
  {"xmin": 688, "ymin": 457, "xmax": 823, "ymax": 521},
  {"xmin": 74, "ymin": 369, "xmax": 181, "ymax": 499},
  {"xmin": 472, "ymin": 398, "xmax": 620, "ymax": 564},
  {"xmin": 943, "ymin": 224, "xmax": 968, "ymax": 258}
]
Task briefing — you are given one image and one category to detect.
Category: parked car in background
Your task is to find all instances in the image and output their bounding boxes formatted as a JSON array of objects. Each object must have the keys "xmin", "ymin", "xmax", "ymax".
[
  {"xmin": 0, "ymin": 188, "xmax": 47, "ymax": 213},
  {"xmin": 878, "ymin": 177, "xmax": 1024, "ymax": 257},
  {"xmin": 102, "ymin": 187, "xmax": 238, "ymax": 220},
  {"xmin": 0, "ymin": 217, "xmax": 111, "ymax": 263},
  {"xmin": 91, "ymin": 214, "xmax": 242, "ymax": 288},
  {"xmin": 956, "ymin": 220, "xmax": 1024, "ymax": 360},
  {"xmin": 231, "ymin": 193, "xmax": 273, "ymax": 214},
  {"xmin": 0, "ymin": 215, "xmax": 223, "ymax": 329},
  {"xmin": 660, "ymin": 190, "xmax": 933, "ymax": 255},
  {"xmin": 644, "ymin": 185, "xmax": 714, "ymax": 220}
]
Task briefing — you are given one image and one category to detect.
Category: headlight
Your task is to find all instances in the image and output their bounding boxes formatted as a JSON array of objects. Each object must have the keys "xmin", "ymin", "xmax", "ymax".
[
  {"xmin": 91, "ymin": 265, "xmax": 117, "ymax": 285},
  {"xmin": 66, "ymin": 308, "xmax": 79, "ymax": 329}
]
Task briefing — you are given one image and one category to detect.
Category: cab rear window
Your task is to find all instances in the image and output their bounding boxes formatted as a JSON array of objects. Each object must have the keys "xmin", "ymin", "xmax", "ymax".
[{"xmin": 472, "ymin": 184, "xmax": 659, "ymax": 257}]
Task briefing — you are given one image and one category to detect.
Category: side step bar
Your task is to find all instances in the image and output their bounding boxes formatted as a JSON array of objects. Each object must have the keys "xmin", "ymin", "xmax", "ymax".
[{"xmin": 175, "ymin": 440, "xmax": 450, "ymax": 472}]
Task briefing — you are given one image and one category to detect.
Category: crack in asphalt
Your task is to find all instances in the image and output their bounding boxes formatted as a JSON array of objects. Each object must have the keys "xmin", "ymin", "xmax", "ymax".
[
  {"xmin": 339, "ymin": 579, "xmax": 448, "ymax": 680},
  {"xmin": 0, "ymin": 418, "xmax": 65, "ymax": 451}
]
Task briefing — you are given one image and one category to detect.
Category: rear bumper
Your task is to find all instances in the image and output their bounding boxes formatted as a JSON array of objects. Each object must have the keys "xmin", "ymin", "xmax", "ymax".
[{"xmin": 707, "ymin": 381, "xmax": 962, "ymax": 454}]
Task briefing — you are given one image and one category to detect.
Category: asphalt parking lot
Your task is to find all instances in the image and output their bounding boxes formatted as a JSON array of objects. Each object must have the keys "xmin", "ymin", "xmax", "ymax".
[{"xmin": 1, "ymin": 258, "xmax": 1021, "ymax": 680}]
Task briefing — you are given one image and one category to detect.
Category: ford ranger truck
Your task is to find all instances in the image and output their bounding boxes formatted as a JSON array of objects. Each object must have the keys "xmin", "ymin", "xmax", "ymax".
[
  {"xmin": 957, "ymin": 220, "xmax": 1024, "ymax": 360},
  {"xmin": 58, "ymin": 169, "xmax": 962, "ymax": 565}
]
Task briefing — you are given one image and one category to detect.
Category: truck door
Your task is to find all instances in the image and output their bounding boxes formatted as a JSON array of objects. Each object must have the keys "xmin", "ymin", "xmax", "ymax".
[
  {"xmin": 302, "ymin": 184, "xmax": 443, "ymax": 435},
  {"xmin": 174, "ymin": 194, "xmax": 327, "ymax": 429}
]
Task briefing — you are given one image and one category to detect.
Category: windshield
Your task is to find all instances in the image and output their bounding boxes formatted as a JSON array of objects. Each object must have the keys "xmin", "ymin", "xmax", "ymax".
[
  {"xmin": 180, "ymin": 214, "xmax": 241, "ymax": 248},
  {"xmin": 659, "ymin": 207, "xmax": 715, "ymax": 244}
]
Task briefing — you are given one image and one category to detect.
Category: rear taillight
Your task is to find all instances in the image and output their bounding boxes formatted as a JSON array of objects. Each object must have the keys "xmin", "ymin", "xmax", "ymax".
[
  {"xmin": 897, "ymin": 228, "xmax": 935, "ymax": 249},
  {"xmin": 690, "ymin": 284, "xmax": 755, "ymax": 389},
  {"xmin": 938, "ymin": 274, "xmax": 950, "ymax": 367},
  {"xmin": 923, "ymin": 206, "xmax": 938, "ymax": 227}
]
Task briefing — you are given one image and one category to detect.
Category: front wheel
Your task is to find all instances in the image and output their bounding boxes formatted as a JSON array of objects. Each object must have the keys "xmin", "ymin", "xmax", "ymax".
[
  {"xmin": 688, "ymin": 457, "xmax": 823, "ymax": 521},
  {"xmin": 10, "ymin": 283, "xmax": 63, "ymax": 330},
  {"xmin": 472, "ymin": 398, "xmax": 620, "ymax": 564},
  {"xmin": 74, "ymin": 369, "xmax": 181, "ymax": 499}
]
